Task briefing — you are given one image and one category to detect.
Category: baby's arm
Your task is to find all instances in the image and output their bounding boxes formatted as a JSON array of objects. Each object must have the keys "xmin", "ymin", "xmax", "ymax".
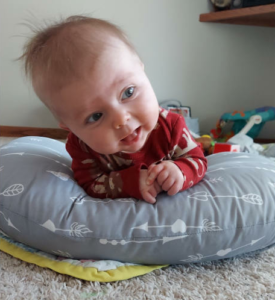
[
  {"xmin": 147, "ymin": 115, "xmax": 207, "ymax": 194},
  {"xmin": 66, "ymin": 133, "xmax": 158, "ymax": 201}
]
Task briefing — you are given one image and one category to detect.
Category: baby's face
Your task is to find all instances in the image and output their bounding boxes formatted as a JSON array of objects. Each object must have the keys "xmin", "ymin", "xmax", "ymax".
[{"xmin": 51, "ymin": 40, "xmax": 159, "ymax": 154}]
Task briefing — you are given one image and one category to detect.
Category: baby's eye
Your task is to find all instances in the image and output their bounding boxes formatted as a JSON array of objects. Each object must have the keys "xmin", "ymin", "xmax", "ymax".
[
  {"xmin": 87, "ymin": 112, "xmax": 102, "ymax": 123},
  {"xmin": 122, "ymin": 87, "xmax": 135, "ymax": 99}
]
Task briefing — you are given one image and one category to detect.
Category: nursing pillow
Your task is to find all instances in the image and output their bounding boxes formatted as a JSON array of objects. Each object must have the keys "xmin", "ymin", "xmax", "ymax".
[{"xmin": 1, "ymin": 137, "xmax": 275, "ymax": 281}]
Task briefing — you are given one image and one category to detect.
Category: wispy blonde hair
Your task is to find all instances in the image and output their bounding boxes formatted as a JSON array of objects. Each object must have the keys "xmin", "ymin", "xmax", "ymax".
[{"xmin": 20, "ymin": 15, "xmax": 138, "ymax": 92}]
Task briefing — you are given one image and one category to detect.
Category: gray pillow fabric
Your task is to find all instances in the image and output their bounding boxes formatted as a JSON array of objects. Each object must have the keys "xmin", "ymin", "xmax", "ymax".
[{"xmin": 0, "ymin": 137, "xmax": 275, "ymax": 264}]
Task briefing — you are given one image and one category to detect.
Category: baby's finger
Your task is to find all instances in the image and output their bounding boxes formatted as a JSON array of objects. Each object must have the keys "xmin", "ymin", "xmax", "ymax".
[
  {"xmin": 154, "ymin": 180, "xmax": 162, "ymax": 194},
  {"xmin": 143, "ymin": 192, "xmax": 156, "ymax": 204},
  {"xmin": 149, "ymin": 186, "xmax": 158, "ymax": 198},
  {"xmin": 147, "ymin": 164, "xmax": 164, "ymax": 185},
  {"xmin": 162, "ymin": 177, "xmax": 175, "ymax": 191},
  {"xmin": 147, "ymin": 164, "xmax": 158, "ymax": 177},
  {"xmin": 148, "ymin": 163, "xmax": 156, "ymax": 172},
  {"xmin": 156, "ymin": 169, "xmax": 169, "ymax": 186},
  {"xmin": 167, "ymin": 182, "xmax": 181, "ymax": 196}
]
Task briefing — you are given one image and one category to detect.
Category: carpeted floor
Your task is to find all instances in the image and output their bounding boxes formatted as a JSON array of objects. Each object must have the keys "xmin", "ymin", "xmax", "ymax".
[{"xmin": 1, "ymin": 246, "xmax": 275, "ymax": 300}]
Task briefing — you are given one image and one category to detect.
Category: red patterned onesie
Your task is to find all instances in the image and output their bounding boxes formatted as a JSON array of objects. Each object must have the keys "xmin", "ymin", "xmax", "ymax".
[{"xmin": 66, "ymin": 107, "xmax": 207, "ymax": 199}]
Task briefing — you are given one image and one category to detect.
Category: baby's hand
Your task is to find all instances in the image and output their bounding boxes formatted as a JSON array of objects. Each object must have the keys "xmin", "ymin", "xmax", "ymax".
[
  {"xmin": 147, "ymin": 161, "xmax": 184, "ymax": 196},
  {"xmin": 139, "ymin": 169, "xmax": 162, "ymax": 204}
]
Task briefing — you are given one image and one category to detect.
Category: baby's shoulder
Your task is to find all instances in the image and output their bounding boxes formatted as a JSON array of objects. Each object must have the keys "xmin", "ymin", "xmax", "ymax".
[
  {"xmin": 158, "ymin": 107, "xmax": 182, "ymax": 131},
  {"xmin": 66, "ymin": 132, "xmax": 93, "ymax": 154}
]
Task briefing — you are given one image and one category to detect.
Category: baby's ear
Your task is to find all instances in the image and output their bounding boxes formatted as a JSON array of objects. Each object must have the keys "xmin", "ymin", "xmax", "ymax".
[
  {"xmin": 140, "ymin": 61, "xmax": 144, "ymax": 70},
  {"xmin": 59, "ymin": 122, "xmax": 70, "ymax": 132}
]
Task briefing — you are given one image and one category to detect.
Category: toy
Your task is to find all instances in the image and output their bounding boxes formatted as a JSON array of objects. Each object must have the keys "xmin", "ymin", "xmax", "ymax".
[
  {"xmin": 195, "ymin": 135, "xmax": 215, "ymax": 155},
  {"xmin": 195, "ymin": 135, "xmax": 240, "ymax": 155},
  {"xmin": 213, "ymin": 143, "xmax": 240, "ymax": 154},
  {"xmin": 211, "ymin": 106, "xmax": 275, "ymax": 141}
]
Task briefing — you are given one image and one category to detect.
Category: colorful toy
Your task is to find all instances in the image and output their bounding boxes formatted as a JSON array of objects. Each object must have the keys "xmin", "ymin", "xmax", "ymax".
[
  {"xmin": 213, "ymin": 143, "xmax": 240, "ymax": 154},
  {"xmin": 195, "ymin": 135, "xmax": 215, "ymax": 155},
  {"xmin": 195, "ymin": 135, "xmax": 240, "ymax": 156},
  {"xmin": 211, "ymin": 106, "xmax": 275, "ymax": 141}
]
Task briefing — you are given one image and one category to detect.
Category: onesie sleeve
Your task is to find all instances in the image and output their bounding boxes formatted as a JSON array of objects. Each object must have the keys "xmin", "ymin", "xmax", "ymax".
[
  {"xmin": 169, "ymin": 115, "xmax": 207, "ymax": 190},
  {"xmin": 66, "ymin": 133, "xmax": 145, "ymax": 199}
]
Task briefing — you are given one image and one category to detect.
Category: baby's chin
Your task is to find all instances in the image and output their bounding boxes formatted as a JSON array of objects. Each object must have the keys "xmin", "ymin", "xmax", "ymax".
[
  {"xmin": 118, "ymin": 144, "xmax": 143, "ymax": 154},
  {"xmin": 120, "ymin": 131, "xmax": 151, "ymax": 154}
]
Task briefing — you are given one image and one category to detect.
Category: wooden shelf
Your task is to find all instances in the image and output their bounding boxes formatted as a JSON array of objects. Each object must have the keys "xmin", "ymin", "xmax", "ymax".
[
  {"xmin": 254, "ymin": 138, "xmax": 275, "ymax": 143},
  {"xmin": 0, "ymin": 125, "xmax": 68, "ymax": 139},
  {"xmin": 200, "ymin": 4, "xmax": 275, "ymax": 27}
]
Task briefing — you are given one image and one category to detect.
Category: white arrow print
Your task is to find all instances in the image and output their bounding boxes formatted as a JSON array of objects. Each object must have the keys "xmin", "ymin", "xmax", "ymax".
[
  {"xmin": 41, "ymin": 220, "xmax": 93, "ymax": 237},
  {"xmin": 3, "ymin": 142, "xmax": 62, "ymax": 157},
  {"xmin": 99, "ymin": 235, "xmax": 188, "ymax": 246},
  {"xmin": 188, "ymin": 191, "xmax": 263, "ymax": 205},
  {"xmin": 131, "ymin": 219, "xmax": 222, "ymax": 233},
  {"xmin": 0, "ymin": 211, "xmax": 20, "ymax": 231},
  {"xmin": 206, "ymin": 168, "xmax": 225, "ymax": 174},
  {"xmin": 206, "ymin": 166, "xmax": 275, "ymax": 174},
  {"xmin": 47, "ymin": 171, "xmax": 71, "ymax": 181},
  {"xmin": 0, "ymin": 229, "xmax": 9, "ymax": 237},
  {"xmin": 0, "ymin": 146, "xmax": 16, "ymax": 150},
  {"xmin": 256, "ymin": 167, "xmax": 275, "ymax": 173},
  {"xmin": 180, "ymin": 236, "xmax": 265, "ymax": 262},
  {"xmin": 2, "ymin": 152, "xmax": 24, "ymax": 156},
  {"xmin": 204, "ymin": 177, "xmax": 223, "ymax": 184},
  {"xmin": 70, "ymin": 196, "xmax": 137, "ymax": 204}
]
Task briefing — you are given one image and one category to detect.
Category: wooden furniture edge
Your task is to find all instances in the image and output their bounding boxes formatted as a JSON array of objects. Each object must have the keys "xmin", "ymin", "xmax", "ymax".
[
  {"xmin": 200, "ymin": 4, "xmax": 275, "ymax": 21},
  {"xmin": 199, "ymin": 4, "xmax": 275, "ymax": 27},
  {"xmin": 0, "ymin": 125, "xmax": 68, "ymax": 139},
  {"xmin": 254, "ymin": 138, "xmax": 275, "ymax": 143}
]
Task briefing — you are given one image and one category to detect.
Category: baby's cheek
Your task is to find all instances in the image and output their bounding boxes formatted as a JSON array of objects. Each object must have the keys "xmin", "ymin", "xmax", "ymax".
[{"xmin": 86, "ymin": 130, "xmax": 117, "ymax": 154}]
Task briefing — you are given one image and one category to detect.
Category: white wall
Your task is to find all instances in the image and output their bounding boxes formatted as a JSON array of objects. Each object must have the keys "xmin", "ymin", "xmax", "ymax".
[{"xmin": 0, "ymin": 0, "xmax": 274, "ymax": 138}]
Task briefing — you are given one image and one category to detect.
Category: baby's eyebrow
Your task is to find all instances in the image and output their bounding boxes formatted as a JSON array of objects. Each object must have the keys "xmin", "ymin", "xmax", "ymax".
[
  {"xmin": 114, "ymin": 73, "xmax": 135, "ymax": 86},
  {"xmin": 74, "ymin": 105, "xmax": 96, "ymax": 121}
]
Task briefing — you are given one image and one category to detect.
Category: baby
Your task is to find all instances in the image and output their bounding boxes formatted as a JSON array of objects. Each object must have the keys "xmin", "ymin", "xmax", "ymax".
[{"xmin": 21, "ymin": 15, "xmax": 207, "ymax": 203}]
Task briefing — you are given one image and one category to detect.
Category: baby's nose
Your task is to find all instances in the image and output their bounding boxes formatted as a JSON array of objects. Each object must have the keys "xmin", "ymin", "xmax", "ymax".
[{"xmin": 113, "ymin": 110, "xmax": 131, "ymax": 129}]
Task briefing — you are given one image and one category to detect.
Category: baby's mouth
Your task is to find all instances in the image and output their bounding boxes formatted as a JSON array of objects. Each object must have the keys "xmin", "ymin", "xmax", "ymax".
[{"xmin": 121, "ymin": 127, "xmax": 141, "ymax": 143}]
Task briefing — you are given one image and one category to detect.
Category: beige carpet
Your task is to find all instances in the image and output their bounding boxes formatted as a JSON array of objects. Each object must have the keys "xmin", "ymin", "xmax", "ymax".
[{"xmin": 1, "ymin": 246, "xmax": 275, "ymax": 300}]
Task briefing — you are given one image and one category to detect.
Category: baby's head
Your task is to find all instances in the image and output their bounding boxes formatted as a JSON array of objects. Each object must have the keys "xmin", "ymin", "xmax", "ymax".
[{"xmin": 21, "ymin": 16, "xmax": 159, "ymax": 154}]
